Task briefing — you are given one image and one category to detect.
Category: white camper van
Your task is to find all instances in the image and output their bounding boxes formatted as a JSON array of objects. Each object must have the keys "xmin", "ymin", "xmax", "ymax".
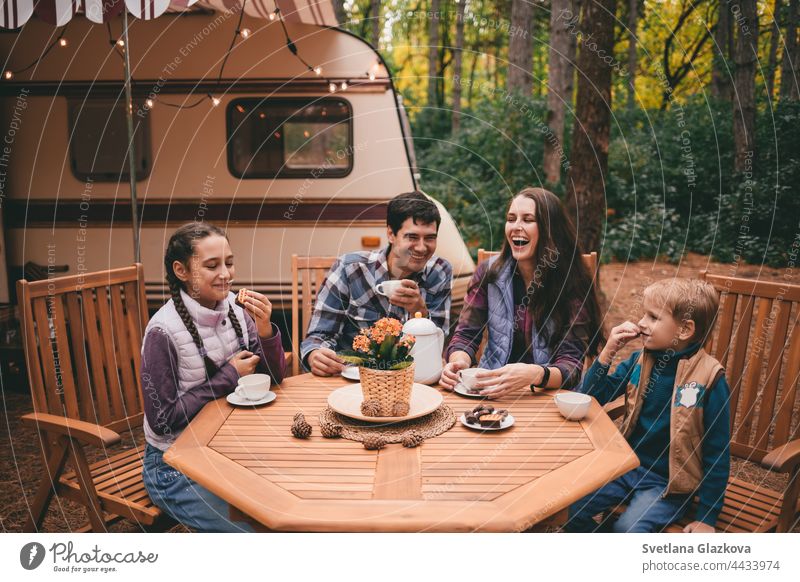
[{"xmin": 0, "ymin": 1, "xmax": 474, "ymax": 343}]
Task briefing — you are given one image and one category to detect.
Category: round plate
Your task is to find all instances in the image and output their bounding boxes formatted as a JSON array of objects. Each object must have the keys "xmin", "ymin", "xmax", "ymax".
[
  {"xmin": 327, "ymin": 383, "xmax": 443, "ymax": 423},
  {"xmin": 454, "ymin": 382, "xmax": 489, "ymax": 398},
  {"xmin": 227, "ymin": 391, "xmax": 277, "ymax": 407},
  {"xmin": 459, "ymin": 413, "xmax": 515, "ymax": 431},
  {"xmin": 341, "ymin": 366, "xmax": 360, "ymax": 381}
]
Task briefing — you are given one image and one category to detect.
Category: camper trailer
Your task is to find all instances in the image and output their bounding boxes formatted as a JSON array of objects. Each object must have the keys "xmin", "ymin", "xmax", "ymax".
[{"xmin": 0, "ymin": 1, "xmax": 474, "ymax": 344}]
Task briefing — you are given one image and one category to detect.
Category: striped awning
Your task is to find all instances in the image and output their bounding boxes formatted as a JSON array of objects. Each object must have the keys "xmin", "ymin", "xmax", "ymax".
[{"xmin": 0, "ymin": 0, "xmax": 336, "ymax": 29}]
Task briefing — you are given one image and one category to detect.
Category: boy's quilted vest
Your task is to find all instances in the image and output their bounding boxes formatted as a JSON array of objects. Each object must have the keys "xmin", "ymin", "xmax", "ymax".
[{"xmin": 619, "ymin": 348, "xmax": 724, "ymax": 495}]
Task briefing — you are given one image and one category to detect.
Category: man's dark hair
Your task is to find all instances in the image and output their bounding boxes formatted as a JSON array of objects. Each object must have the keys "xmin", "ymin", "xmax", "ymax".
[{"xmin": 386, "ymin": 191, "xmax": 441, "ymax": 234}]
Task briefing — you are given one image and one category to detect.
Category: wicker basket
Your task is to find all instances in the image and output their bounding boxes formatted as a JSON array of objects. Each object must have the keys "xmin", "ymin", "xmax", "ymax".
[{"xmin": 359, "ymin": 363, "xmax": 415, "ymax": 416}]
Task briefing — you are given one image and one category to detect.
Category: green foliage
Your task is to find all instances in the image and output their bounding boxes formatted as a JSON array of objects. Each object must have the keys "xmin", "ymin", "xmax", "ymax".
[
  {"xmin": 418, "ymin": 96, "xmax": 800, "ymax": 268},
  {"xmin": 416, "ymin": 94, "xmax": 555, "ymax": 254},
  {"xmin": 604, "ymin": 100, "xmax": 800, "ymax": 266}
]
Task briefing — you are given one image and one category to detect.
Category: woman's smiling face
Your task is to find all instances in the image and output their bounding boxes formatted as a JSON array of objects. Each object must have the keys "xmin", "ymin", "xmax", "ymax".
[{"xmin": 505, "ymin": 195, "xmax": 539, "ymax": 262}]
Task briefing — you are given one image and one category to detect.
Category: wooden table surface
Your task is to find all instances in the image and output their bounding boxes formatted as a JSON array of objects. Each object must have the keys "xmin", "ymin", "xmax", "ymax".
[{"xmin": 164, "ymin": 373, "xmax": 639, "ymax": 532}]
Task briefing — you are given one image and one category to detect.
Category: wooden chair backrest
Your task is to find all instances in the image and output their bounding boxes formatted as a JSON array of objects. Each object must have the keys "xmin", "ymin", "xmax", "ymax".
[
  {"xmin": 291, "ymin": 255, "xmax": 337, "ymax": 376},
  {"xmin": 700, "ymin": 272, "xmax": 800, "ymax": 462},
  {"xmin": 17, "ymin": 264, "xmax": 149, "ymax": 435},
  {"xmin": 476, "ymin": 249, "xmax": 598, "ymax": 276}
]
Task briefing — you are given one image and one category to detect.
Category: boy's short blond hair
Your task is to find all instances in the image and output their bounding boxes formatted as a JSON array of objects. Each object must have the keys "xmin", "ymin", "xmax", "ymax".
[{"xmin": 643, "ymin": 278, "xmax": 720, "ymax": 343}]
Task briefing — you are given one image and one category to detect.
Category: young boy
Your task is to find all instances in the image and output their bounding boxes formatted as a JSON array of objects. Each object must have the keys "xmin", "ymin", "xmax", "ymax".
[{"xmin": 566, "ymin": 278, "xmax": 731, "ymax": 533}]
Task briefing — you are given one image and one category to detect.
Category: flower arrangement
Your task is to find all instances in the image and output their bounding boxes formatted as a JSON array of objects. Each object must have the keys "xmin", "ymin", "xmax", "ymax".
[{"xmin": 339, "ymin": 317, "xmax": 416, "ymax": 370}]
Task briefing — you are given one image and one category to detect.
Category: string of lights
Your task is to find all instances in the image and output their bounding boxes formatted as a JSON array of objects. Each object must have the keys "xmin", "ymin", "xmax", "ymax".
[
  {"xmin": 2, "ymin": 4, "xmax": 383, "ymax": 106},
  {"xmin": 3, "ymin": 25, "xmax": 69, "ymax": 80}
]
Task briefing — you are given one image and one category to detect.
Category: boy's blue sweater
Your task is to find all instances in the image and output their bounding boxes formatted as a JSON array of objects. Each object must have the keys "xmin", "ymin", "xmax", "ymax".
[{"xmin": 578, "ymin": 344, "xmax": 731, "ymax": 526}]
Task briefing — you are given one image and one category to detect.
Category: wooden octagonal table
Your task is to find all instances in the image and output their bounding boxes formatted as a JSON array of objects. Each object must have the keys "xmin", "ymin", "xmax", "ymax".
[{"xmin": 164, "ymin": 373, "xmax": 638, "ymax": 532}]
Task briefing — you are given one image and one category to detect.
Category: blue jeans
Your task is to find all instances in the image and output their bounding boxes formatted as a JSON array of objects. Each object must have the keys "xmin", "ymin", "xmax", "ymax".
[
  {"xmin": 142, "ymin": 444, "xmax": 254, "ymax": 533},
  {"xmin": 565, "ymin": 466, "xmax": 693, "ymax": 533}
]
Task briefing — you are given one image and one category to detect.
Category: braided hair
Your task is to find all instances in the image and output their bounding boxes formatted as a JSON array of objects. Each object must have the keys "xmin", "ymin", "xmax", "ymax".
[{"xmin": 164, "ymin": 223, "xmax": 246, "ymax": 378}]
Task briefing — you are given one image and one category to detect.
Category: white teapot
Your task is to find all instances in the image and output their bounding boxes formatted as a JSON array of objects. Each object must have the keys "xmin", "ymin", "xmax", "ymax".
[{"xmin": 402, "ymin": 312, "xmax": 444, "ymax": 385}]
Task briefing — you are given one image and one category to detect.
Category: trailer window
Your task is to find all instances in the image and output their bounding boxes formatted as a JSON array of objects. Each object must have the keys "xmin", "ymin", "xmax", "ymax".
[
  {"xmin": 227, "ymin": 98, "xmax": 352, "ymax": 178},
  {"xmin": 67, "ymin": 99, "xmax": 151, "ymax": 182}
]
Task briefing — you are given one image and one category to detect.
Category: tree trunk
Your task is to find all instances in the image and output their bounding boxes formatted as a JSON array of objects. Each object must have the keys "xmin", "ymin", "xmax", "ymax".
[
  {"xmin": 565, "ymin": 0, "xmax": 617, "ymax": 253},
  {"xmin": 371, "ymin": 0, "xmax": 381, "ymax": 47},
  {"xmin": 780, "ymin": 0, "xmax": 799, "ymax": 100},
  {"xmin": 332, "ymin": 0, "xmax": 346, "ymax": 25},
  {"xmin": 712, "ymin": 0, "xmax": 734, "ymax": 101},
  {"xmin": 507, "ymin": 0, "xmax": 534, "ymax": 94},
  {"xmin": 428, "ymin": 0, "xmax": 441, "ymax": 106},
  {"xmin": 452, "ymin": 0, "xmax": 467, "ymax": 133},
  {"xmin": 627, "ymin": 0, "xmax": 639, "ymax": 107},
  {"xmin": 543, "ymin": 0, "xmax": 576, "ymax": 184},
  {"xmin": 766, "ymin": 0, "xmax": 781, "ymax": 100},
  {"xmin": 732, "ymin": 0, "xmax": 759, "ymax": 171}
]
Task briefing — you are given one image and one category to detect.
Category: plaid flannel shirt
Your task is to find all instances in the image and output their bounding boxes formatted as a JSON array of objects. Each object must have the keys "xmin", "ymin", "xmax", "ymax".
[{"xmin": 300, "ymin": 247, "xmax": 452, "ymax": 366}]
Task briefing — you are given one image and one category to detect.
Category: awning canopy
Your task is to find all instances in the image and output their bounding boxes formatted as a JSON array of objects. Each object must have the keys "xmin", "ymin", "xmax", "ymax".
[{"xmin": 0, "ymin": 0, "xmax": 337, "ymax": 29}]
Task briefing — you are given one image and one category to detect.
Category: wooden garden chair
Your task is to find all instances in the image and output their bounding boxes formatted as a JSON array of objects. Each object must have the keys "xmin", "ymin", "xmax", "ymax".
[
  {"xmin": 473, "ymin": 250, "xmax": 598, "ymax": 366},
  {"xmin": 17, "ymin": 264, "xmax": 169, "ymax": 532},
  {"xmin": 606, "ymin": 272, "xmax": 800, "ymax": 532},
  {"xmin": 290, "ymin": 255, "xmax": 337, "ymax": 376}
]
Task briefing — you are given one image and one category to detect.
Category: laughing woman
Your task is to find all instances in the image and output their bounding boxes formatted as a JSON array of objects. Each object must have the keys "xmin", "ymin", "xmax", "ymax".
[{"xmin": 441, "ymin": 188, "xmax": 604, "ymax": 397}]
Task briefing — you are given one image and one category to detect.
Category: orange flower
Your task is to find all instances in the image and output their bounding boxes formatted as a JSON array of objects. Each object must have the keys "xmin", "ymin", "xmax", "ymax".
[
  {"xmin": 353, "ymin": 334, "xmax": 371, "ymax": 353},
  {"xmin": 375, "ymin": 317, "xmax": 402, "ymax": 337},
  {"xmin": 399, "ymin": 334, "xmax": 415, "ymax": 348}
]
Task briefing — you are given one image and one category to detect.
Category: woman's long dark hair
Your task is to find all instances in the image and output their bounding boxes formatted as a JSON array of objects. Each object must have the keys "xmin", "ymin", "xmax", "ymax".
[
  {"xmin": 487, "ymin": 188, "xmax": 605, "ymax": 356},
  {"xmin": 164, "ymin": 223, "xmax": 245, "ymax": 378}
]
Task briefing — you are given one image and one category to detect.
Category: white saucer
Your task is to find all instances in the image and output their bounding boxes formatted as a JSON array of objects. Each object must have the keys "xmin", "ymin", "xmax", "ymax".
[
  {"xmin": 454, "ymin": 382, "xmax": 489, "ymax": 398},
  {"xmin": 327, "ymin": 383, "xmax": 442, "ymax": 423},
  {"xmin": 459, "ymin": 413, "xmax": 515, "ymax": 431},
  {"xmin": 226, "ymin": 391, "xmax": 276, "ymax": 407},
  {"xmin": 341, "ymin": 366, "xmax": 360, "ymax": 381}
]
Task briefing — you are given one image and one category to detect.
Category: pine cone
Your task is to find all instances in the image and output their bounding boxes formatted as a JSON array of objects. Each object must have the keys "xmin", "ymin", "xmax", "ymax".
[
  {"xmin": 360, "ymin": 399, "xmax": 382, "ymax": 417},
  {"xmin": 391, "ymin": 401, "xmax": 410, "ymax": 417},
  {"xmin": 402, "ymin": 431, "xmax": 424, "ymax": 448},
  {"xmin": 320, "ymin": 421, "xmax": 343, "ymax": 439},
  {"xmin": 362, "ymin": 434, "xmax": 386, "ymax": 450},
  {"xmin": 291, "ymin": 414, "xmax": 312, "ymax": 439}
]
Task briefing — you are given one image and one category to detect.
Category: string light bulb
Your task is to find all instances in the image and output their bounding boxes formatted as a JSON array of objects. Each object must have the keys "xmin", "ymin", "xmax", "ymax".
[
  {"xmin": 3, "ymin": 71, "xmax": 13, "ymax": 80},
  {"xmin": 369, "ymin": 72, "xmax": 376, "ymax": 81},
  {"xmin": 313, "ymin": 66, "xmax": 322, "ymax": 76},
  {"xmin": 210, "ymin": 96, "xmax": 221, "ymax": 107},
  {"xmin": 270, "ymin": 10, "xmax": 277, "ymax": 20},
  {"xmin": 145, "ymin": 98, "xmax": 155, "ymax": 109},
  {"xmin": 59, "ymin": 38, "xmax": 68, "ymax": 47},
  {"xmin": 116, "ymin": 39, "xmax": 125, "ymax": 48},
  {"xmin": 239, "ymin": 28, "xmax": 251, "ymax": 39},
  {"xmin": 340, "ymin": 81, "xmax": 348, "ymax": 90},
  {"xmin": 329, "ymin": 82, "xmax": 336, "ymax": 93}
]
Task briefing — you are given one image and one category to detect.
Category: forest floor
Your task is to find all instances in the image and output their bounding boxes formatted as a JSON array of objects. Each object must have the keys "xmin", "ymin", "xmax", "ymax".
[{"xmin": 1, "ymin": 253, "xmax": 797, "ymax": 532}]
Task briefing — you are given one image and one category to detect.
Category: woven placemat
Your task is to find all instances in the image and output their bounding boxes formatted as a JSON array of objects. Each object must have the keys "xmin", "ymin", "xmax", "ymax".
[{"xmin": 318, "ymin": 404, "xmax": 457, "ymax": 444}]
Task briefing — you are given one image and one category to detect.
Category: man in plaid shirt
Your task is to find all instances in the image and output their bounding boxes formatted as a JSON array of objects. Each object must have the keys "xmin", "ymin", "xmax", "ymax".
[{"xmin": 302, "ymin": 192, "xmax": 453, "ymax": 376}]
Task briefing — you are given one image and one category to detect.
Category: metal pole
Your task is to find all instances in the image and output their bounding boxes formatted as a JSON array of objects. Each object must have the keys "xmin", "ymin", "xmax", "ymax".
[{"xmin": 121, "ymin": 9, "xmax": 141, "ymax": 263}]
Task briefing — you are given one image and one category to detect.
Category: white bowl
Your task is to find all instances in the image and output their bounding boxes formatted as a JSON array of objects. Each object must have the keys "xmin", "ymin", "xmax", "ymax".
[{"xmin": 554, "ymin": 392, "xmax": 592, "ymax": 421}]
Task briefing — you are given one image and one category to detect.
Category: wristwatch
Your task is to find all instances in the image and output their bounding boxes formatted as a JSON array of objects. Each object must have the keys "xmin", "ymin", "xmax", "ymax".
[{"xmin": 530, "ymin": 365, "xmax": 551, "ymax": 392}]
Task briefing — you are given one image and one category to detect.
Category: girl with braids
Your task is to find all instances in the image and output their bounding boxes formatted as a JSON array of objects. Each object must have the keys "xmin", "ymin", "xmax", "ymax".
[
  {"xmin": 140, "ymin": 223, "xmax": 285, "ymax": 532},
  {"xmin": 441, "ymin": 188, "xmax": 604, "ymax": 396}
]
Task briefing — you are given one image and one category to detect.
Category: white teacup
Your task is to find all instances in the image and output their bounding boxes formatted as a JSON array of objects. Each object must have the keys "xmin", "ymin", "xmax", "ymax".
[
  {"xmin": 236, "ymin": 373, "xmax": 272, "ymax": 401},
  {"xmin": 554, "ymin": 392, "xmax": 592, "ymax": 421},
  {"xmin": 376, "ymin": 280, "xmax": 404, "ymax": 297},
  {"xmin": 458, "ymin": 367, "xmax": 490, "ymax": 390}
]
